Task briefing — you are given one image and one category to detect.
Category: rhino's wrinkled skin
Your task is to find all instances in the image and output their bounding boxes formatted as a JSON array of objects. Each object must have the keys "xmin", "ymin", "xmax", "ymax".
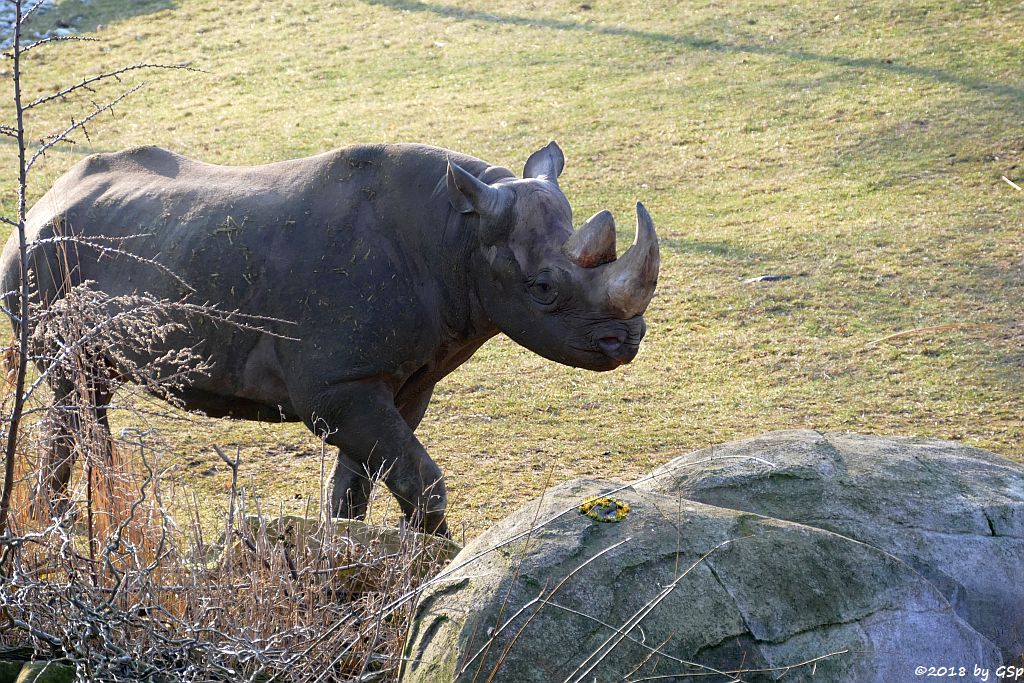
[{"xmin": 0, "ymin": 142, "xmax": 660, "ymax": 534}]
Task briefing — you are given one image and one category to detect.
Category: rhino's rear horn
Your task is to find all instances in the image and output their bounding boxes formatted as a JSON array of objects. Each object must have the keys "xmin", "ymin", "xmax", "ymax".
[
  {"xmin": 563, "ymin": 210, "xmax": 617, "ymax": 268},
  {"xmin": 602, "ymin": 203, "xmax": 660, "ymax": 318}
]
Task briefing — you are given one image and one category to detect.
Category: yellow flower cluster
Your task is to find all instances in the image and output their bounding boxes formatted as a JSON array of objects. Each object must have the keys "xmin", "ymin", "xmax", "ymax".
[{"xmin": 578, "ymin": 496, "xmax": 631, "ymax": 523}]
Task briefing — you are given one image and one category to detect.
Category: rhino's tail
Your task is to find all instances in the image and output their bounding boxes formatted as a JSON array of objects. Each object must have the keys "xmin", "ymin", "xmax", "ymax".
[
  {"xmin": 1, "ymin": 223, "xmax": 25, "ymax": 339},
  {"xmin": 3, "ymin": 336, "xmax": 18, "ymax": 388}
]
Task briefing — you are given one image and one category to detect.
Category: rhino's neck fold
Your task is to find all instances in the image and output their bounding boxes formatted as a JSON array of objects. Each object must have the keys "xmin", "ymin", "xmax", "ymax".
[{"xmin": 436, "ymin": 209, "xmax": 501, "ymax": 347}]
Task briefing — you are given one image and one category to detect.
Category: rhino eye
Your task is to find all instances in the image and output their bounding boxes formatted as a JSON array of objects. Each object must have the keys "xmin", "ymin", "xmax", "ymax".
[{"xmin": 529, "ymin": 273, "xmax": 558, "ymax": 305}]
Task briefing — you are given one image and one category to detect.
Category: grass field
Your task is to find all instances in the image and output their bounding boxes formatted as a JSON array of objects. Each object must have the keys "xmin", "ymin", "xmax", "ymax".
[{"xmin": 2, "ymin": 0, "xmax": 1021, "ymax": 537}]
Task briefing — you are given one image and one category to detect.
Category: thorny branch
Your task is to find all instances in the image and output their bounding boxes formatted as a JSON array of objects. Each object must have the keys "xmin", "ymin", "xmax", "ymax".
[
  {"xmin": 1, "ymin": 0, "xmax": 33, "ymax": 544},
  {"xmin": 25, "ymin": 63, "xmax": 198, "ymax": 111},
  {"xmin": 13, "ymin": 0, "xmax": 49, "ymax": 29},
  {"xmin": 4, "ymin": 34, "xmax": 99, "ymax": 58},
  {"xmin": 26, "ymin": 232, "xmax": 197, "ymax": 293},
  {"xmin": 27, "ymin": 83, "xmax": 146, "ymax": 172}
]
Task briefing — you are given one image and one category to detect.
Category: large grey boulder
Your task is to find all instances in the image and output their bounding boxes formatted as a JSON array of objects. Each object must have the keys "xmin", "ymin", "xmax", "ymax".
[
  {"xmin": 635, "ymin": 430, "xmax": 1024, "ymax": 661},
  {"xmin": 404, "ymin": 478, "xmax": 1001, "ymax": 682},
  {"xmin": 12, "ymin": 662, "xmax": 74, "ymax": 683}
]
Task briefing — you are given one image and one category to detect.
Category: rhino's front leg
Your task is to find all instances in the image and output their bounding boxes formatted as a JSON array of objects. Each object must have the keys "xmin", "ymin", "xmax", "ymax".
[
  {"xmin": 312, "ymin": 381, "xmax": 448, "ymax": 536},
  {"xmin": 330, "ymin": 384, "xmax": 435, "ymax": 521},
  {"xmin": 330, "ymin": 451, "xmax": 373, "ymax": 520}
]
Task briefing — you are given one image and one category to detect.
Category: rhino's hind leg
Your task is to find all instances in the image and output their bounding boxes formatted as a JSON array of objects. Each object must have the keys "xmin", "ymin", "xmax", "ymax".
[
  {"xmin": 330, "ymin": 450, "xmax": 373, "ymax": 520},
  {"xmin": 35, "ymin": 376, "xmax": 79, "ymax": 518},
  {"xmin": 35, "ymin": 370, "xmax": 116, "ymax": 519}
]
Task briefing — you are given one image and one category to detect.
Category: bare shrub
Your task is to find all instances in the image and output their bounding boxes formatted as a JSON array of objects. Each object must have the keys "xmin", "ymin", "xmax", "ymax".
[{"xmin": 1, "ymin": 430, "xmax": 454, "ymax": 682}]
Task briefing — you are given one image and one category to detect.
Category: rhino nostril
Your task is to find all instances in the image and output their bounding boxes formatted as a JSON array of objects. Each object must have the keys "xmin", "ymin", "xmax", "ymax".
[{"xmin": 597, "ymin": 336, "xmax": 624, "ymax": 355}]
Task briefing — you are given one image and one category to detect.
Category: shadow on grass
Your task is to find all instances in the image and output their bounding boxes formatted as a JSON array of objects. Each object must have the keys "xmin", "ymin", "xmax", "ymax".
[
  {"xmin": 44, "ymin": 0, "xmax": 175, "ymax": 34},
  {"xmin": 0, "ymin": 138, "xmax": 113, "ymax": 160},
  {"xmin": 365, "ymin": 0, "xmax": 1024, "ymax": 105},
  {"xmin": 660, "ymin": 237, "xmax": 757, "ymax": 260}
]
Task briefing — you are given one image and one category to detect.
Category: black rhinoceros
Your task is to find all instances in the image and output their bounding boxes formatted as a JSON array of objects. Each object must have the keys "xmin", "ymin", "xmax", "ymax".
[{"xmin": 0, "ymin": 142, "xmax": 659, "ymax": 534}]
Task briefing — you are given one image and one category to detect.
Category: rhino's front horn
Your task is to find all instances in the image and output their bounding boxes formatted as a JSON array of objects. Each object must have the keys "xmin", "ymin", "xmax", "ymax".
[
  {"xmin": 602, "ymin": 202, "xmax": 660, "ymax": 318},
  {"xmin": 563, "ymin": 210, "xmax": 617, "ymax": 268}
]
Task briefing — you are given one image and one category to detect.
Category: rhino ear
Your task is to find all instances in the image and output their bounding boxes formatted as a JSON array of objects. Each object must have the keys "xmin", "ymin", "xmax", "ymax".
[
  {"xmin": 523, "ymin": 141, "xmax": 564, "ymax": 184},
  {"xmin": 447, "ymin": 160, "xmax": 508, "ymax": 216}
]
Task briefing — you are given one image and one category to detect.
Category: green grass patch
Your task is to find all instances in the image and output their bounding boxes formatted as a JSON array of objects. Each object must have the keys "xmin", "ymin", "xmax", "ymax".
[{"xmin": 2, "ymin": 0, "xmax": 1021, "ymax": 536}]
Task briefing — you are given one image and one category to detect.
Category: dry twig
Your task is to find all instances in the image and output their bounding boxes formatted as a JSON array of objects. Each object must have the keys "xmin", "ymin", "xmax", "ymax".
[{"xmin": 863, "ymin": 322, "xmax": 1004, "ymax": 348}]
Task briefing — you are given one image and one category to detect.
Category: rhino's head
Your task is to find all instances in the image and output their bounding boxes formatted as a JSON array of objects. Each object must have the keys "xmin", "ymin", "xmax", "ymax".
[{"xmin": 447, "ymin": 142, "xmax": 659, "ymax": 372}]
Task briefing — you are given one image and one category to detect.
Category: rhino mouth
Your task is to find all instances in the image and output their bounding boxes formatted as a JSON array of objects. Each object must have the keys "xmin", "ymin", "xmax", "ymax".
[
  {"xmin": 598, "ymin": 339, "xmax": 634, "ymax": 366},
  {"xmin": 574, "ymin": 319, "xmax": 645, "ymax": 367}
]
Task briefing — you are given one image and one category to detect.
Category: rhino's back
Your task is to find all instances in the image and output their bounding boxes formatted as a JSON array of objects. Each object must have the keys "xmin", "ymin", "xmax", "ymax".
[
  {"xmin": 1, "ymin": 143, "xmax": 495, "ymax": 411},
  {"xmin": 26, "ymin": 144, "xmax": 350, "ymax": 246},
  {"xmin": 6, "ymin": 143, "xmax": 475, "ymax": 301},
  {"xmin": 4, "ymin": 145, "xmax": 333, "ymax": 296}
]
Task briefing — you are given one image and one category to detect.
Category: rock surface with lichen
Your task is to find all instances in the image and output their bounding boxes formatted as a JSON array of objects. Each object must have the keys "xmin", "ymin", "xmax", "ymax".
[
  {"xmin": 635, "ymin": 430, "xmax": 1024, "ymax": 661},
  {"xmin": 403, "ymin": 466, "xmax": 1003, "ymax": 681}
]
